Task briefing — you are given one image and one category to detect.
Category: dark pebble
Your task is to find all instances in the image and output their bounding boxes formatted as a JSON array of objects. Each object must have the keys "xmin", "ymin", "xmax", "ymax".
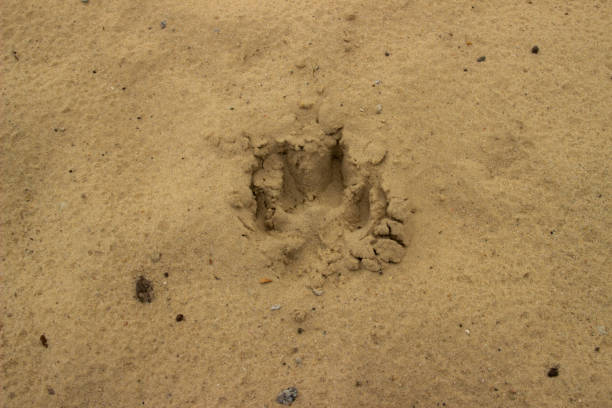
[
  {"xmin": 477, "ymin": 56, "xmax": 486, "ymax": 62},
  {"xmin": 176, "ymin": 314, "xmax": 184, "ymax": 322},
  {"xmin": 40, "ymin": 334, "xmax": 48, "ymax": 348},
  {"xmin": 276, "ymin": 387, "xmax": 298, "ymax": 405},
  {"xmin": 547, "ymin": 366, "xmax": 559, "ymax": 377},
  {"xmin": 531, "ymin": 45, "xmax": 539, "ymax": 54},
  {"xmin": 135, "ymin": 276, "xmax": 154, "ymax": 303}
]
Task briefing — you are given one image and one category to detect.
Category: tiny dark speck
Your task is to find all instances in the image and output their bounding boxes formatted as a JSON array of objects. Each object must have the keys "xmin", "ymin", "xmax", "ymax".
[
  {"xmin": 547, "ymin": 367, "xmax": 559, "ymax": 377},
  {"xmin": 40, "ymin": 334, "xmax": 48, "ymax": 348},
  {"xmin": 176, "ymin": 314, "xmax": 184, "ymax": 322},
  {"xmin": 531, "ymin": 45, "xmax": 539, "ymax": 54},
  {"xmin": 477, "ymin": 56, "xmax": 486, "ymax": 62}
]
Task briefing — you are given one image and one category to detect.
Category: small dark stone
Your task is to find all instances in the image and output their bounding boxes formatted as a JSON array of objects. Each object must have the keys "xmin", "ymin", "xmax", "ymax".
[
  {"xmin": 47, "ymin": 387, "xmax": 55, "ymax": 395},
  {"xmin": 355, "ymin": 381, "xmax": 362, "ymax": 387},
  {"xmin": 297, "ymin": 328, "xmax": 304, "ymax": 334},
  {"xmin": 176, "ymin": 314, "xmax": 184, "ymax": 322},
  {"xmin": 135, "ymin": 276, "xmax": 154, "ymax": 303},
  {"xmin": 40, "ymin": 334, "xmax": 48, "ymax": 348},
  {"xmin": 547, "ymin": 366, "xmax": 559, "ymax": 377},
  {"xmin": 477, "ymin": 56, "xmax": 486, "ymax": 62},
  {"xmin": 594, "ymin": 346, "xmax": 600, "ymax": 352},
  {"xmin": 160, "ymin": 20, "xmax": 167, "ymax": 29},
  {"xmin": 531, "ymin": 45, "xmax": 539, "ymax": 54},
  {"xmin": 163, "ymin": 272, "xmax": 169, "ymax": 278},
  {"xmin": 276, "ymin": 387, "xmax": 298, "ymax": 405},
  {"xmin": 384, "ymin": 51, "xmax": 390, "ymax": 56}
]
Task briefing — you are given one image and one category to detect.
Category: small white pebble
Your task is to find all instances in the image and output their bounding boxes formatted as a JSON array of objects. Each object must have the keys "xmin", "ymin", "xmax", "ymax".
[
  {"xmin": 311, "ymin": 288, "xmax": 324, "ymax": 296},
  {"xmin": 465, "ymin": 329, "xmax": 471, "ymax": 335},
  {"xmin": 270, "ymin": 304, "xmax": 281, "ymax": 311},
  {"xmin": 375, "ymin": 104, "xmax": 383, "ymax": 114}
]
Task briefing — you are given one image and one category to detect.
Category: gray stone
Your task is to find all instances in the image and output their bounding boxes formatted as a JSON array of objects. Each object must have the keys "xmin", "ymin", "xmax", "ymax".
[{"xmin": 276, "ymin": 387, "xmax": 298, "ymax": 405}]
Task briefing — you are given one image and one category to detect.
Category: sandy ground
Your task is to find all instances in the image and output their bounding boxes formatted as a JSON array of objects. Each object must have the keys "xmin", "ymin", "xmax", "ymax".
[{"xmin": 1, "ymin": 0, "xmax": 611, "ymax": 407}]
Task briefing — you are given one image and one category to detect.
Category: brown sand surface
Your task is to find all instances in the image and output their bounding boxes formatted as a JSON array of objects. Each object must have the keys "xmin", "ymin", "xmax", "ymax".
[{"xmin": 1, "ymin": 1, "xmax": 611, "ymax": 407}]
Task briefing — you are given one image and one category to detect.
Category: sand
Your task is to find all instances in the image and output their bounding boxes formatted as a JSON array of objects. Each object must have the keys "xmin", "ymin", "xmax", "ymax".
[{"xmin": 1, "ymin": 0, "xmax": 611, "ymax": 407}]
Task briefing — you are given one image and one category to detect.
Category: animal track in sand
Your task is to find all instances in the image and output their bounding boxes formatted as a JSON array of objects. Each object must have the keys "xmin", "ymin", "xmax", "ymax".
[{"xmin": 245, "ymin": 122, "xmax": 411, "ymax": 275}]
